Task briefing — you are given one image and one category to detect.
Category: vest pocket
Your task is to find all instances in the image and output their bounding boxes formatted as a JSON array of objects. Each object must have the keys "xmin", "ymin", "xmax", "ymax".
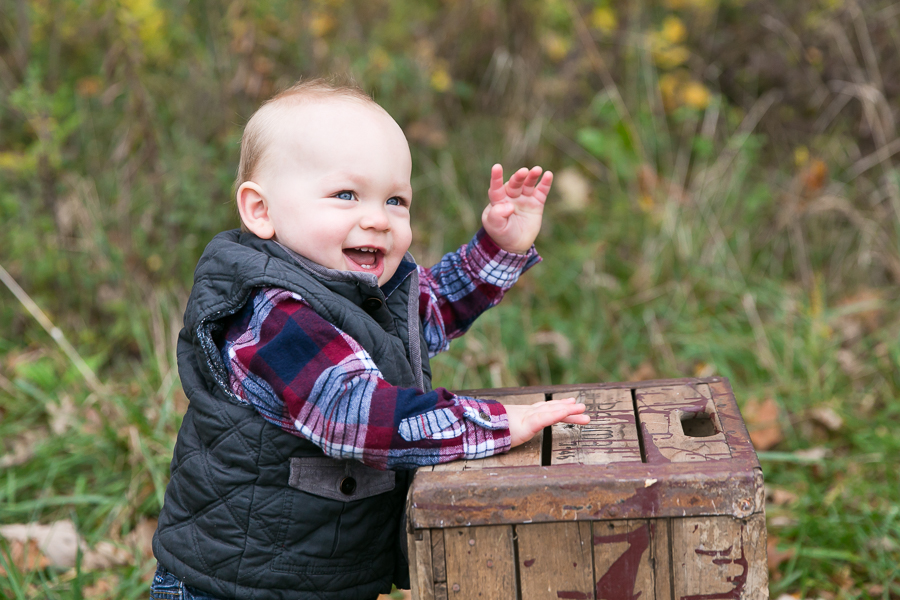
[
  {"xmin": 272, "ymin": 457, "xmax": 398, "ymax": 574},
  {"xmin": 286, "ymin": 457, "xmax": 395, "ymax": 501}
]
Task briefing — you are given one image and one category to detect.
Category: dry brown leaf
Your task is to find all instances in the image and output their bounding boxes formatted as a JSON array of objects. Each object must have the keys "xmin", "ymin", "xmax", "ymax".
[
  {"xmin": 84, "ymin": 576, "xmax": 118, "ymax": 600},
  {"xmin": 0, "ymin": 429, "xmax": 48, "ymax": 468},
  {"xmin": 82, "ymin": 541, "xmax": 131, "ymax": 570},
  {"xmin": 532, "ymin": 330, "xmax": 573, "ymax": 359},
  {"xmin": 0, "ymin": 520, "xmax": 80, "ymax": 568},
  {"xmin": 554, "ymin": 167, "xmax": 591, "ymax": 212},
  {"xmin": 404, "ymin": 120, "xmax": 447, "ymax": 149},
  {"xmin": 628, "ymin": 361, "xmax": 657, "ymax": 382},
  {"xmin": 124, "ymin": 518, "xmax": 158, "ymax": 561},
  {"xmin": 809, "ymin": 406, "xmax": 843, "ymax": 432},
  {"xmin": 0, "ymin": 539, "xmax": 51, "ymax": 575},
  {"xmin": 0, "ymin": 519, "xmax": 132, "ymax": 572},
  {"xmin": 767, "ymin": 537, "xmax": 796, "ymax": 571},
  {"xmin": 766, "ymin": 486, "xmax": 800, "ymax": 506},
  {"xmin": 743, "ymin": 398, "xmax": 783, "ymax": 450},
  {"xmin": 835, "ymin": 289, "xmax": 883, "ymax": 334},
  {"xmin": 49, "ymin": 394, "xmax": 78, "ymax": 435}
]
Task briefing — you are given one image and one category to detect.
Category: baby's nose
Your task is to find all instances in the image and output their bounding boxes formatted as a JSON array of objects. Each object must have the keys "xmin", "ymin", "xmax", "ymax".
[{"xmin": 360, "ymin": 204, "xmax": 391, "ymax": 230}]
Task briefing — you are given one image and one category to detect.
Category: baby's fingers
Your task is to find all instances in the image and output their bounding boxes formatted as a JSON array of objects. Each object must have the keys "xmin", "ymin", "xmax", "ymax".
[
  {"xmin": 505, "ymin": 167, "xmax": 530, "ymax": 198},
  {"xmin": 489, "ymin": 164, "xmax": 505, "ymax": 193},
  {"xmin": 534, "ymin": 170, "xmax": 553, "ymax": 200}
]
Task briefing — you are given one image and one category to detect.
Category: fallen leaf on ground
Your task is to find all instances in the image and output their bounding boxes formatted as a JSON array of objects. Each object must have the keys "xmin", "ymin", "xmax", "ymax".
[
  {"xmin": 0, "ymin": 429, "xmax": 48, "ymax": 468},
  {"xmin": 124, "ymin": 517, "xmax": 157, "ymax": 560},
  {"xmin": 766, "ymin": 486, "xmax": 799, "ymax": 506},
  {"xmin": 0, "ymin": 519, "xmax": 132, "ymax": 571},
  {"xmin": 742, "ymin": 398, "xmax": 783, "ymax": 450},
  {"xmin": 628, "ymin": 361, "xmax": 657, "ymax": 382},
  {"xmin": 809, "ymin": 406, "xmax": 843, "ymax": 432},
  {"xmin": 0, "ymin": 538, "xmax": 51, "ymax": 575},
  {"xmin": 767, "ymin": 538, "xmax": 796, "ymax": 571},
  {"xmin": 554, "ymin": 167, "xmax": 591, "ymax": 212}
]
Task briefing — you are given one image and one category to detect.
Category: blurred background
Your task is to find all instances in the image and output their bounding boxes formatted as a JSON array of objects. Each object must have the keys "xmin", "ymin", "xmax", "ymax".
[{"xmin": 0, "ymin": 0, "xmax": 898, "ymax": 597}]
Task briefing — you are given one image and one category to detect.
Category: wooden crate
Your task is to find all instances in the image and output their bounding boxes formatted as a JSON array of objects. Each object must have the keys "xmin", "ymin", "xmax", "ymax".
[{"xmin": 406, "ymin": 377, "xmax": 767, "ymax": 600}]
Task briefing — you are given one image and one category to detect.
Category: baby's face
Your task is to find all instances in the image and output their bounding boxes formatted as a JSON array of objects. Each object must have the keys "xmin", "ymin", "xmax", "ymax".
[{"xmin": 251, "ymin": 99, "xmax": 413, "ymax": 286}]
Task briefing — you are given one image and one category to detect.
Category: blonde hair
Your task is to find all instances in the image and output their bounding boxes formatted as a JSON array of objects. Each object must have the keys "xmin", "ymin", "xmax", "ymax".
[{"xmin": 235, "ymin": 77, "xmax": 379, "ymax": 228}]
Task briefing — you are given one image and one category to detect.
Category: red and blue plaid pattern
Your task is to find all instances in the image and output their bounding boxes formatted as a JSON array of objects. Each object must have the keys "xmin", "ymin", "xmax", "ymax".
[{"xmin": 219, "ymin": 229, "xmax": 540, "ymax": 470}]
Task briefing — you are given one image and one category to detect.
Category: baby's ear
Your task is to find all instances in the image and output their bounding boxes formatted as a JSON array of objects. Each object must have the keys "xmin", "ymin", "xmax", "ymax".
[{"xmin": 237, "ymin": 182, "xmax": 275, "ymax": 239}]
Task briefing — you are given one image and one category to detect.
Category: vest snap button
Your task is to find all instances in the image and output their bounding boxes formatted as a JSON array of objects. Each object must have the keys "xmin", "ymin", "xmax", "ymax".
[
  {"xmin": 362, "ymin": 297, "xmax": 383, "ymax": 312},
  {"xmin": 340, "ymin": 476, "xmax": 357, "ymax": 496}
]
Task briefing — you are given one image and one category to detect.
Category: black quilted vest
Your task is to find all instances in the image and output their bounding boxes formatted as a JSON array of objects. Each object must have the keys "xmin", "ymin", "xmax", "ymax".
[{"xmin": 152, "ymin": 230, "xmax": 432, "ymax": 599}]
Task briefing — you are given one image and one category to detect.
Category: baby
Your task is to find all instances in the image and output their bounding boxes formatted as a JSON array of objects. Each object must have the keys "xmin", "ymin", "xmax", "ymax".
[{"xmin": 150, "ymin": 79, "xmax": 588, "ymax": 600}]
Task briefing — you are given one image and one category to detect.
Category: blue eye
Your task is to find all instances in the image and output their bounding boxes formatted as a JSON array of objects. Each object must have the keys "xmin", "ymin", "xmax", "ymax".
[
  {"xmin": 336, "ymin": 191, "xmax": 354, "ymax": 201},
  {"xmin": 386, "ymin": 197, "xmax": 404, "ymax": 206}
]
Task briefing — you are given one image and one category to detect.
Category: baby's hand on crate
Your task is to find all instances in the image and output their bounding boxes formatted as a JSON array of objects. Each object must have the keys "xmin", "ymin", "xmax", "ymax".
[
  {"xmin": 482, "ymin": 164, "xmax": 553, "ymax": 254},
  {"xmin": 504, "ymin": 397, "xmax": 590, "ymax": 448}
]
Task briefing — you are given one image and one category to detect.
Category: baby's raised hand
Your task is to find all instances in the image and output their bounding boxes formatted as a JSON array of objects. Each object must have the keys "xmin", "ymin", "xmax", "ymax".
[
  {"xmin": 482, "ymin": 164, "xmax": 553, "ymax": 254},
  {"xmin": 504, "ymin": 397, "xmax": 590, "ymax": 448}
]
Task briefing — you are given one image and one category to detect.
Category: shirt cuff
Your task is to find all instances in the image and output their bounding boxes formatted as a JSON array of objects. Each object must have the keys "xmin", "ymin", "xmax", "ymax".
[
  {"xmin": 468, "ymin": 228, "xmax": 542, "ymax": 287},
  {"xmin": 457, "ymin": 396, "xmax": 509, "ymax": 430}
]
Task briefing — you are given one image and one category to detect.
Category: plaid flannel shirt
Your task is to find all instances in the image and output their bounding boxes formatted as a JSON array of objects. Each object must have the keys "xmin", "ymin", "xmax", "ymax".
[{"xmin": 218, "ymin": 228, "xmax": 540, "ymax": 470}]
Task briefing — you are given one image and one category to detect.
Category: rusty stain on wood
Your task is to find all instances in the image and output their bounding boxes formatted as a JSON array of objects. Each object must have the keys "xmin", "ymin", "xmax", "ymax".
[
  {"xmin": 671, "ymin": 514, "xmax": 767, "ymax": 600},
  {"xmin": 637, "ymin": 384, "xmax": 732, "ymax": 464},
  {"xmin": 551, "ymin": 388, "xmax": 642, "ymax": 465},
  {"xmin": 517, "ymin": 521, "xmax": 593, "ymax": 599},
  {"xmin": 592, "ymin": 519, "xmax": 653, "ymax": 600},
  {"xmin": 407, "ymin": 378, "xmax": 768, "ymax": 600}
]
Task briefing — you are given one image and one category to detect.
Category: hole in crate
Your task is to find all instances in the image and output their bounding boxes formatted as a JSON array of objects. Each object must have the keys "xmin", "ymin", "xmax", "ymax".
[{"xmin": 680, "ymin": 412, "xmax": 718, "ymax": 437}]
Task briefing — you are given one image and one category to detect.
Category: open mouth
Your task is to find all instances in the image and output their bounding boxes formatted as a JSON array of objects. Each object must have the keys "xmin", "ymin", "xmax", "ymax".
[{"xmin": 343, "ymin": 247, "xmax": 384, "ymax": 275}]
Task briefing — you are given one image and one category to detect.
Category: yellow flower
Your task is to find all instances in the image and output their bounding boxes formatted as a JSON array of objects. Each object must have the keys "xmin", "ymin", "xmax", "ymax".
[
  {"xmin": 590, "ymin": 7, "xmax": 618, "ymax": 34},
  {"xmin": 661, "ymin": 16, "xmax": 687, "ymax": 44},
  {"xmin": 541, "ymin": 32, "xmax": 571, "ymax": 62},
  {"xmin": 658, "ymin": 72, "xmax": 681, "ymax": 109},
  {"xmin": 653, "ymin": 45, "xmax": 690, "ymax": 69},
  {"xmin": 681, "ymin": 81, "xmax": 710, "ymax": 110},
  {"xmin": 309, "ymin": 13, "xmax": 335, "ymax": 37},
  {"xmin": 430, "ymin": 68, "xmax": 452, "ymax": 93},
  {"xmin": 794, "ymin": 146, "xmax": 809, "ymax": 167}
]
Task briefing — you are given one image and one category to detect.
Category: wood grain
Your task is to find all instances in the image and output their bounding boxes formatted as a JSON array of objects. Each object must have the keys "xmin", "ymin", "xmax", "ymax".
[
  {"xmin": 432, "ymin": 393, "xmax": 545, "ymax": 472},
  {"xmin": 516, "ymin": 521, "xmax": 594, "ymax": 599},
  {"xmin": 409, "ymin": 528, "xmax": 434, "ymax": 600},
  {"xmin": 593, "ymin": 520, "xmax": 655, "ymax": 600},
  {"xmin": 635, "ymin": 384, "xmax": 732, "ymax": 463},
  {"xmin": 431, "ymin": 529, "xmax": 448, "ymax": 600},
  {"xmin": 671, "ymin": 514, "xmax": 767, "ymax": 600},
  {"xmin": 551, "ymin": 388, "xmax": 643, "ymax": 465},
  {"xmin": 653, "ymin": 519, "xmax": 673, "ymax": 600},
  {"xmin": 443, "ymin": 525, "xmax": 517, "ymax": 599}
]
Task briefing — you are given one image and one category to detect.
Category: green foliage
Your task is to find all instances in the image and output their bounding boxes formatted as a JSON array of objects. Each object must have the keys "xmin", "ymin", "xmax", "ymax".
[{"xmin": 1, "ymin": 0, "xmax": 899, "ymax": 597}]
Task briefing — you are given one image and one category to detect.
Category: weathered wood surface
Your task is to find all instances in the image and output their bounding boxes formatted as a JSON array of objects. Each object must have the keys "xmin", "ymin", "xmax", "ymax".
[
  {"xmin": 653, "ymin": 519, "xmax": 674, "ymax": 600},
  {"xmin": 516, "ymin": 522, "xmax": 593, "ymax": 599},
  {"xmin": 409, "ymin": 528, "xmax": 434, "ymax": 600},
  {"xmin": 407, "ymin": 379, "xmax": 768, "ymax": 600},
  {"xmin": 636, "ymin": 384, "xmax": 732, "ymax": 463},
  {"xmin": 443, "ymin": 525, "xmax": 516, "ymax": 599},
  {"xmin": 551, "ymin": 388, "xmax": 643, "ymax": 465},
  {"xmin": 671, "ymin": 513, "xmax": 768, "ymax": 600},
  {"xmin": 593, "ymin": 519, "xmax": 656, "ymax": 600},
  {"xmin": 431, "ymin": 530, "xmax": 448, "ymax": 600},
  {"xmin": 429, "ymin": 393, "xmax": 545, "ymax": 472}
]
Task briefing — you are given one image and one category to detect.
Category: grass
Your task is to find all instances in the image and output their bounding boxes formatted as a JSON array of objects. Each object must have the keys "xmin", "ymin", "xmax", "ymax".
[{"xmin": 1, "ymin": 0, "xmax": 899, "ymax": 598}]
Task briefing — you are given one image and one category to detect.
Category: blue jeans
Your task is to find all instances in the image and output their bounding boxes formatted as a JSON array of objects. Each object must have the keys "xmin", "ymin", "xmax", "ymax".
[{"xmin": 149, "ymin": 564, "xmax": 225, "ymax": 600}]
